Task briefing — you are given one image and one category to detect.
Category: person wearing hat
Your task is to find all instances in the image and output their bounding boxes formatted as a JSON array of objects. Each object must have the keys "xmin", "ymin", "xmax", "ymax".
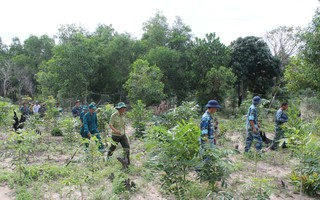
[
  {"xmin": 244, "ymin": 96, "xmax": 262, "ymax": 153},
  {"xmin": 107, "ymin": 102, "xmax": 130, "ymax": 168},
  {"xmin": 72, "ymin": 100, "xmax": 83, "ymax": 117},
  {"xmin": 33, "ymin": 100, "xmax": 41, "ymax": 114},
  {"xmin": 83, "ymin": 103, "xmax": 104, "ymax": 151},
  {"xmin": 271, "ymin": 102, "xmax": 289, "ymax": 150},
  {"xmin": 79, "ymin": 105, "xmax": 88, "ymax": 138},
  {"xmin": 200, "ymin": 100, "xmax": 221, "ymax": 153}
]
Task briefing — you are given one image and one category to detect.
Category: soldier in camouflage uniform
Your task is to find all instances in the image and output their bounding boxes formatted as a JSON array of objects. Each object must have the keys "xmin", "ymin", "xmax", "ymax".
[
  {"xmin": 200, "ymin": 100, "xmax": 221, "ymax": 155},
  {"xmin": 271, "ymin": 102, "xmax": 288, "ymax": 150},
  {"xmin": 244, "ymin": 96, "xmax": 262, "ymax": 153}
]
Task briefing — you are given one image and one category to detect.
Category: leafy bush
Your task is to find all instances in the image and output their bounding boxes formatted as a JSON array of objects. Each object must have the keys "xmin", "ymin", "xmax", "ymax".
[
  {"xmin": 197, "ymin": 148, "xmax": 234, "ymax": 191},
  {"xmin": 51, "ymin": 127, "xmax": 63, "ymax": 136},
  {"xmin": 58, "ymin": 116, "xmax": 78, "ymax": 142},
  {"xmin": 157, "ymin": 101, "xmax": 200, "ymax": 129},
  {"xmin": 146, "ymin": 120, "xmax": 199, "ymax": 199},
  {"xmin": 290, "ymin": 138, "xmax": 320, "ymax": 196},
  {"xmin": 0, "ymin": 97, "xmax": 15, "ymax": 127},
  {"xmin": 127, "ymin": 100, "xmax": 152, "ymax": 138}
]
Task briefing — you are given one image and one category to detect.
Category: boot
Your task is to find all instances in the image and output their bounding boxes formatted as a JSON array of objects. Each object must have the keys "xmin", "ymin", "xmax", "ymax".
[{"xmin": 124, "ymin": 148, "xmax": 130, "ymax": 165}]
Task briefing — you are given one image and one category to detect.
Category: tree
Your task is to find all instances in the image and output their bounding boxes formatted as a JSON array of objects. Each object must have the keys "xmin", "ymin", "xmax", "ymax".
[
  {"xmin": 197, "ymin": 66, "xmax": 236, "ymax": 106},
  {"xmin": 264, "ymin": 26, "xmax": 302, "ymax": 68},
  {"xmin": 301, "ymin": 8, "xmax": 320, "ymax": 68},
  {"xmin": 142, "ymin": 11, "xmax": 170, "ymax": 49},
  {"xmin": 284, "ymin": 9, "xmax": 320, "ymax": 95},
  {"xmin": 145, "ymin": 46, "xmax": 181, "ymax": 97},
  {"xmin": 37, "ymin": 32, "xmax": 96, "ymax": 99},
  {"xmin": 0, "ymin": 59, "xmax": 14, "ymax": 97},
  {"xmin": 284, "ymin": 56, "xmax": 320, "ymax": 93},
  {"xmin": 229, "ymin": 36, "xmax": 281, "ymax": 104},
  {"xmin": 124, "ymin": 59, "xmax": 165, "ymax": 106},
  {"xmin": 190, "ymin": 33, "xmax": 230, "ymax": 105}
]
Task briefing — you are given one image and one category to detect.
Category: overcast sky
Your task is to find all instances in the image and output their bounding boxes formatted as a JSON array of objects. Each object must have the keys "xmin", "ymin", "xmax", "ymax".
[{"xmin": 1, "ymin": 0, "xmax": 319, "ymax": 46}]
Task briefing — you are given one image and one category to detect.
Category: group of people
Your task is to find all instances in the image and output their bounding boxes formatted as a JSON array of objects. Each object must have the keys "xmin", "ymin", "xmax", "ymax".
[
  {"xmin": 200, "ymin": 97, "xmax": 289, "ymax": 153},
  {"xmin": 72, "ymin": 100, "xmax": 130, "ymax": 168},
  {"xmin": 20, "ymin": 100, "xmax": 46, "ymax": 117}
]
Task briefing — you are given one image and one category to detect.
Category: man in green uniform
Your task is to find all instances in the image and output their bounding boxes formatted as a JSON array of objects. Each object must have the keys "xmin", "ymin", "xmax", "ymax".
[
  {"xmin": 107, "ymin": 102, "xmax": 130, "ymax": 168},
  {"xmin": 271, "ymin": 102, "xmax": 289, "ymax": 150},
  {"xmin": 80, "ymin": 105, "xmax": 88, "ymax": 138},
  {"xmin": 83, "ymin": 103, "xmax": 104, "ymax": 151}
]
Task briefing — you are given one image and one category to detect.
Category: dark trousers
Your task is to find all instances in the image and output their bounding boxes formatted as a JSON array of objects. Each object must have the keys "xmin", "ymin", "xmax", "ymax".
[{"xmin": 108, "ymin": 134, "xmax": 130, "ymax": 164}]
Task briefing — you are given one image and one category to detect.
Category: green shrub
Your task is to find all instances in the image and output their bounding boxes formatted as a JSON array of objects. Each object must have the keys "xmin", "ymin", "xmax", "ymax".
[
  {"xmin": 51, "ymin": 127, "xmax": 63, "ymax": 136},
  {"xmin": 146, "ymin": 120, "xmax": 200, "ymax": 199},
  {"xmin": 127, "ymin": 100, "xmax": 152, "ymax": 138},
  {"xmin": 158, "ymin": 101, "xmax": 200, "ymax": 129}
]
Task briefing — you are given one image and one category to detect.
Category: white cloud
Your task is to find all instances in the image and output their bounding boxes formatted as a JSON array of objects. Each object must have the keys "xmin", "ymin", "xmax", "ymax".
[{"xmin": 1, "ymin": 0, "xmax": 319, "ymax": 45}]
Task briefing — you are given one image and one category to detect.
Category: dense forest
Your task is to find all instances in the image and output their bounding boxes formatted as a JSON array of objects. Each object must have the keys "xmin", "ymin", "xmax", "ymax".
[{"xmin": 0, "ymin": 9, "xmax": 320, "ymax": 200}]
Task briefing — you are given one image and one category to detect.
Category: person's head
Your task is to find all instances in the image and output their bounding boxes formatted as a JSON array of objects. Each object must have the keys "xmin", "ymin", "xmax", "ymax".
[
  {"xmin": 281, "ymin": 102, "xmax": 289, "ymax": 110},
  {"xmin": 83, "ymin": 105, "xmax": 88, "ymax": 113},
  {"xmin": 205, "ymin": 100, "xmax": 221, "ymax": 114},
  {"xmin": 88, "ymin": 103, "xmax": 96, "ymax": 114},
  {"xmin": 35, "ymin": 100, "xmax": 39, "ymax": 105},
  {"xmin": 115, "ymin": 102, "xmax": 127, "ymax": 115},
  {"xmin": 23, "ymin": 102, "xmax": 27, "ymax": 107},
  {"xmin": 75, "ymin": 100, "xmax": 80, "ymax": 107},
  {"xmin": 252, "ymin": 96, "xmax": 261, "ymax": 105}
]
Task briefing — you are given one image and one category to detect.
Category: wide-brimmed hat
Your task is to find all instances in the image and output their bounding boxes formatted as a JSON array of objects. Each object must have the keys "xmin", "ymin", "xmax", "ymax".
[
  {"xmin": 252, "ymin": 96, "xmax": 261, "ymax": 104},
  {"xmin": 205, "ymin": 100, "xmax": 221, "ymax": 108},
  {"xmin": 115, "ymin": 102, "xmax": 127, "ymax": 109},
  {"xmin": 88, "ymin": 103, "xmax": 96, "ymax": 110}
]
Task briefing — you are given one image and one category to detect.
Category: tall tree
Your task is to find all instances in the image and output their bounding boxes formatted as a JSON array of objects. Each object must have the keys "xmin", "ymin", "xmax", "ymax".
[
  {"xmin": 229, "ymin": 36, "xmax": 281, "ymax": 104},
  {"xmin": 37, "ymin": 32, "xmax": 96, "ymax": 99},
  {"xmin": 142, "ymin": 11, "xmax": 170, "ymax": 49},
  {"xmin": 285, "ymin": 9, "xmax": 320, "ymax": 95},
  {"xmin": 145, "ymin": 46, "xmax": 180, "ymax": 97},
  {"xmin": 190, "ymin": 33, "xmax": 230, "ymax": 104},
  {"xmin": 124, "ymin": 59, "xmax": 165, "ymax": 106},
  {"xmin": 0, "ymin": 59, "xmax": 14, "ymax": 97},
  {"xmin": 264, "ymin": 26, "xmax": 301, "ymax": 68},
  {"xmin": 197, "ymin": 66, "xmax": 236, "ymax": 106}
]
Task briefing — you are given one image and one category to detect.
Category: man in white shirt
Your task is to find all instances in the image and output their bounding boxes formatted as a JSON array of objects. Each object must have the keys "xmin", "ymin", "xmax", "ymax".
[{"xmin": 33, "ymin": 101, "xmax": 41, "ymax": 113}]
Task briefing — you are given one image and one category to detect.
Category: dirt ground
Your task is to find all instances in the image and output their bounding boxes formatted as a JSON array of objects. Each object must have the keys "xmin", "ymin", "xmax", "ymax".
[{"xmin": 0, "ymin": 124, "xmax": 319, "ymax": 199}]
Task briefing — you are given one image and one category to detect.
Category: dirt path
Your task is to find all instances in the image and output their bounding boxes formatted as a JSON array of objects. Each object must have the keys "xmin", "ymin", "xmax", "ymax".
[{"xmin": 0, "ymin": 185, "xmax": 13, "ymax": 200}]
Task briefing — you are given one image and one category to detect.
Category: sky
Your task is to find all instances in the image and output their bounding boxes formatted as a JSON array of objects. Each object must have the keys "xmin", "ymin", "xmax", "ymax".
[{"xmin": 1, "ymin": 0, "xmax": 319, "ymax": 46}]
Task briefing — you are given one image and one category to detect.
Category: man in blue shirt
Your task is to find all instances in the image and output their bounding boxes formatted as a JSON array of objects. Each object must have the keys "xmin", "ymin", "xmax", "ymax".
[
  {"xmin": 83, "ymin": 103, "xmax": 104, "ymax": 151},
  {"xmin": 200, "ymin": 100, "xmax": 221, "ymax": 154},
  {"xmin": 72, "ymin": 100, "xmax": 82, "ymax": 117},
  {"xmin": 244, "ymin": 96, "xmax": 262, "ymax": 153},
  {"xmin": 271, "ymin": 102, "xmax": 289, "ymax": 150}
]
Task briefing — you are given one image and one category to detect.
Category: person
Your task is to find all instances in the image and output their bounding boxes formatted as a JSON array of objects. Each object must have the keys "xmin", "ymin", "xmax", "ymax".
[
  {"xmin": 39, "ymin": 103, "xmax": 46, "ymax": 117},
  {"xmin": 72, "ymin": 100, "xmax": 82, "ymax": 117},
  {"xmin": 244, "ymin": 96, "xmax": 262, "ymax": 153},
  {"xmin": 271, "ymin": 102, "xmax": 289, "ymax": 150},
  {"xmin": 79, "ymin": 105, "xmax": 88, "ymax": 138},
  {"xmin": 83, "ymin": 103, "xmax": 104, "ymax": 151},
  {"xmin": 20, "ymin": 102, "xmax": 30, "ymax": 116},
  {"xmin": 107, "ymin": 102, "xmax": 130, "ymax": 168},
  {"xmin": 33, "ymin": 100, "xmax": 41, "ymax": 114},
  {"xmin": 200, "ymin": 100, "xmax": 221, "ymax": 154}
]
